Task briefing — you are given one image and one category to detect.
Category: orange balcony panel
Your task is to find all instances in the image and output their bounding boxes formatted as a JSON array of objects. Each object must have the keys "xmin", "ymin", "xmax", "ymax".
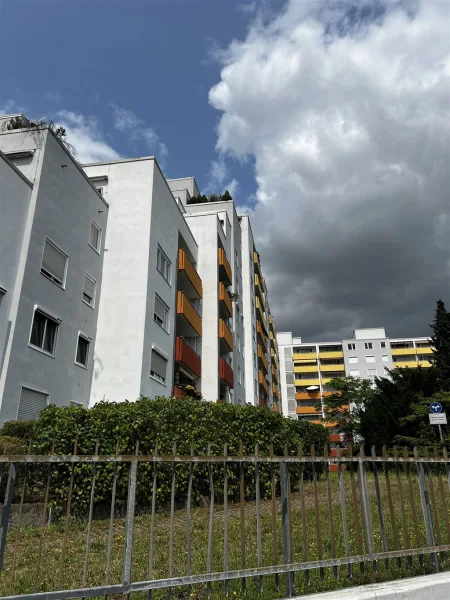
[
  {"xmin": 296, "ymin": 406, "xmax": 320, "ymax": 415},
  {"xmin": 218, "ymin": 282, "xmax": 232, "ymax": 317},
  {"xmin": 219, "ymin": 358, "xmax": 234, "ymax": 389},
  {"xmin": 258, "ymin": 344, "xmax": 268, "ymax": 372},
  {"xmin": 178, "ymin": 249, "xmax": 202, "ymax": 298},
  {"xmin": 173, "ymin": 385, "xmax": 184, "ymax": 398},
  {"xmin": 218, "ymin": 248, "xmax": 232, "ymax": 285},
  {"xmin": 177, "ymin": 291, "xmax": 202, "ymax": 336},
  {"xmin": 271, "ymin": 364, "xmax": 279, "ymax": 383},
  {"xmin": 258, "ymin": 370, "xmax": 269, "ymax": 396},
  {"xmin": 295, "ymin": 391, "xmax": 320, "ymax": 400},
  {"xmin": 273, "ymin": 401, "xmax": 279, "ymax": 413},
  {"xmin": 219, "ymin": 318, "xmax": 233, "ymax": 351},
  {"xmin": 272, "ymin": 383, "xmax": 279, "ymax": 399},
  {"xmin": 256, "ymin": 320, "xmax": 267, "ymax": 348},
  {"xmin": 253, "ymin": 250, "xmax": 263, "ymax": 279},
  {"xmin": 175, "ymin": 337, "xmax": 201, "ymax": 379}
]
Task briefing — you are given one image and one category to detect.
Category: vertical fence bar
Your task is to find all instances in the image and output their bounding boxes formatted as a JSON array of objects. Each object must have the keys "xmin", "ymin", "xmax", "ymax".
[
  {"xmin": 358, "ymin": 447, "xmax": 376, "ymax": 573},
  {"xmin": 371, "ymin": 446, "xmax": 388, "ymax": 570},
  {"xmin": 382, "ymin": 445, "xmax": 400, "ymax": 568},
  {"xmin": 435, "ymin": 447, "xmax": 450, "ymax": 544},
  {"xmin": 393, "ymin": 446, "xmax": 411, "ymax": 567},
  {"xmin": 403, "ymin": 447, "xmax": 423, "ymax": 566},
  {"xmin": 105, "ymin": 441, "xmax": 120, "ymax": 592},
  {"xmin": 280, "ymin": 452, "xmax": 294, "ymax": 597},
  {"xmin": 255, "ymin": 444, "xmax": 263, "ymax": 592},
  {"xmin": 337, "ymin": 447, "xmax": 351, "ymax": 579},
  {"xmin": 0, "ymin": 462, "xmax": 16, "ymax": 574},
  {"xmin": 59, "ymin": 440, "xmax": 77, "ymax": 588},
  {"xmin": 34, "ymin": 441, "xmax": 54, "ymax": 592},
  {"xmin": 206, "ymin": 442, "xmax": 214, "ymax": 600},
  {"xmin": 82, "ymin": 440, "xmax": 99, "ymax": 589},
  {"xmin": 298, "ymin": 446, "xmax": 310, "ymax": 585},
  {"xmin": 311, "ymin": 445, "xmax": 324, "ymax": 580},
  {"xmin": 414, "ymin": 447, "xmax": 438, "ymax": 573},
  {"xmin": 239, "ymin": 442, "xmax": 246, "ymax": 593},
  {"xmin": 186, "ymin": 445, "xmax": 194, "ymax": 598},
  {"xmin": 324, "ymin": 446, "xmax": 337, "ymax": 578},
  {"xmin": 10, "ymin": 441, "xmax": 31, "ymax": 593},
  {"xmin": 348, "ymin": 445, "xmax": 364, "ymax": 574},
  {"xmin": 223, "ymin": 443, "xmax": 229, "ymax": 596},
  {"xmin": 424, "ymin": 449, "xmax": 442, "ymax": 549},
  {"xmin": 122, "ymin": 442, "xmax": 138, "ymax": 590},
  {"xmin": 270, "ymin": 444, "xmax": 279, "ymax": 590},
  {"xmin": 147, "ymin": 441, "xmax": 158, "ymax": 600},
  {"xmin": 168, "ymin": 442, "xmax": 177, "ymax": 600},
  {"xmin": 443, "ymin": 448, "xmax": 450, "ymax": 494}
]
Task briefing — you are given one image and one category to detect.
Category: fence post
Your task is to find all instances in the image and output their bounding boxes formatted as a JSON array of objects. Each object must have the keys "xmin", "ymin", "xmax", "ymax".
[
  {"xmin": 358, "ymin": 448, "xmax": 376, "ymax": 571},
  {"xmin": 414, "ymin": 447, "xmax": 438, "ymax": 573},
  {"xmin": 122, "ymin": 443, "xmax": 139, "ymax": 587},
  {"xmin": 280, "ymin": 455, "xmax": 294, "ymax": 597},
  {"xmin": 0, "ymin": 463, "xmax": 15, "ymax": 573}
]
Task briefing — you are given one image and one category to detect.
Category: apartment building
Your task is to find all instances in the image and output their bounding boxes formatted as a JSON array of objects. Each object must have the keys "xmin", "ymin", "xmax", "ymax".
[
  {"xmin": 278, "ymin": 328, "xmax": 433, "ymax": 425},
  {"xmin": 82, "ymin": 160, "xmax": 202, "ymax": 405},
  {"xmin": 0, "ymin": 120, "xmax": 108, "ymax": 422}
]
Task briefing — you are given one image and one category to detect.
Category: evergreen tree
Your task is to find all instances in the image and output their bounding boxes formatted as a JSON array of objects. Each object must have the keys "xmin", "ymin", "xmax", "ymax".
[
  {"xmin": 221, "ymin": 189, "xmax": 233, "ymax": 201},
  {"xmin": 430, "ymin": 299, "xmax": 450, "ymax": 386}
]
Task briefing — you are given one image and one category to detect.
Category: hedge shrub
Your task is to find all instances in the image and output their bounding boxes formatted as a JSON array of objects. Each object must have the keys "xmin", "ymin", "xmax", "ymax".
[{"xmin": 7, "ymin": 397, "xmax": 329, "ymax": 516}]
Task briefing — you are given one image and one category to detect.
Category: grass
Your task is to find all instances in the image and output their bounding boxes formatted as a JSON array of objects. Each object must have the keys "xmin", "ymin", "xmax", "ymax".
[{"xmin": 0, "ymin": 469, "xmax": 449, "ymax": 599}]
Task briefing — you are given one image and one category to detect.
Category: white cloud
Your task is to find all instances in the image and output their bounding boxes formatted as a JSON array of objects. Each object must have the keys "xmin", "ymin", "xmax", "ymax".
[
  {"xmin": 204, "ymin": 157, "xmax": 239, "ymax": 198},
  {"xmin": 209, "ymin": 0, "xmax": 450, "ymax": 340},
  {"xmin": 111, "ymin": 104, "xmax": 168, "ymax": 164},
  {"xmin": 45, "ymin": 90, "xmax": 62, "ymax": 103},
  {"xmin": 57, "ymin": 110, "xmax": 121, "ymax": 164}
]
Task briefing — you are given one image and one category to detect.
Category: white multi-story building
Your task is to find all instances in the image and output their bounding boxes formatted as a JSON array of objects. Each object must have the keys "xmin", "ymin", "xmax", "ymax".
[{"xmin": 0, "ymin": 119, "xmax": 108, "ymax": 421}]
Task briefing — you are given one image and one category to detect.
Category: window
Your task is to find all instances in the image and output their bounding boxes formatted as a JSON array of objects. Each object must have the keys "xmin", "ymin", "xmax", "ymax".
[
  {"xmin": 254, "ymin": 378, "xmax": 258, "ymax": 392},
  {"xmin": 366, "ymin": 355, "xmax": 376, "ymax": 363},
  {"xmin": 253, "ymin": 350, "xmax": 257, "ymax": 368},
  {"xmin": 380, "ymin": 342, "xmax": 386, "ymax": 348},
  {"xmin": 364, "ymin": 342, "xmax": 373, "ymax": 350},
  {"xmin": 83, "ymin": 273, "xmax": 96, "ymax": 307},
  {"xmin": 367, "ymin": 369, "xmax": 377, "ymax": 376},
  {"xmin": 157, "ymin": 245, "xmax": 171, "ymax": 284},
  {"xmin": 154, "ymin": 295, "xmax": 169, "ymax": 332},
  {"xmin": 41, "ymin": 238, "xmax": 67, "ymax": 287},
  {"xmin": 89, "ymin": 220, "xmax": 102, "ymax": 252},
  {"xmin": 286, "ymin": 372, "xmax": 294, "ymax": 385},
  {"xmin": 252, "ymin": 324, "xmax": 256, "ymax": 340},
  {"xmin": 348, "ymin": 357, "xmax": 358, "ymax": 364},
  {"xmin": 238, "ymin": 365, "xmax": 242, "ymax": 384},
  {"xmin": 237, "ymin": 333, "xmax": 241, "ymax": 353},
  {"xmin": 75, "ymin": 335, "xmax": 90, "ymax": 367},
  {"xmin": 0, "ymin": 287, "xmax": 5, "ymax": 306},
  {"xmin": 96, "ymin": 187, "xmax": 105, "ymax": 196},
  {"xmin": 349, "ymin": 370, "xmax": 360, "ymax": 377},
  {"xmin": 18, "ymin": 387, "xmax": 48, "ymax": 421},
  {"xmin": 348, "ymin": 343, "xmax": 356, "ymax": 350},
  {"xmin": 29, "ymin": 309, "xmax": 59, "ymax": 355},
  {"xmin": 70, "ymin": 401, "xmax": 83, "ymax": 407},
  {"xmin": 150, "ymin": 349, "xmax": 167, "ymax": 384},
  {"xmin": 382, "ymin": 354, "xmax": 389, "ymax": 362}
]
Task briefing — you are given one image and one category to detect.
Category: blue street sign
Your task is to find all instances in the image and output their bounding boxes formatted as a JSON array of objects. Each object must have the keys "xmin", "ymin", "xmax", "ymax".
[{"xmin": 430, "ymin": 402, "xmax": 443, "ymax": 414}]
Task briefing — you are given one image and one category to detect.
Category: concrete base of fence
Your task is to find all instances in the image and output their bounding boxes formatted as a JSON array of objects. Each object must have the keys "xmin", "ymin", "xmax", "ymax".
[{"xmin": 298, "ymin": 572, "xmax": 450, "ymax": 600}]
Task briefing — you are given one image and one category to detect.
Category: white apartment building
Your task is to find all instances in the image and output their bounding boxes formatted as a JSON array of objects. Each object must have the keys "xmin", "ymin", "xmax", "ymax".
[
  {"xmin": 83, "ymin": 160, "xmax": 202, "ymax": 405},
  {"xmin": 0, "ymin": 120, "xmax": 108, "ymax": 422}
]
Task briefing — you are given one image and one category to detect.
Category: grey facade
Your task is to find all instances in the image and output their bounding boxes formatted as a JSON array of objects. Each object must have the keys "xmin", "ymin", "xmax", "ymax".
[{"xmin": 342, "ymin": 328, "xmax": 393, "ymax": 382}]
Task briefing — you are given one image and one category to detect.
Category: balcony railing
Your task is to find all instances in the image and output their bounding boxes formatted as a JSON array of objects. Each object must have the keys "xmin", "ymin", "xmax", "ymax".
[
  {"xmin": 219, "ymin": 358, "xmax": 234, "ymax": 388},
  {"xmin": 218, "ymin": 282, "xmax": 232, "ymax": 317},
  {"xmin": 177, "ymin": 291, "xmax": 202, "ymax": 337},
  {"xmin": 256, "ymin": 321, "xmax": 267, "ymax": 350},
  {"xmin": 178, "ymin": 249, "xmax": 202, "ymax": 298},
  {"xmin": 257, "ymin": 344, "xmax": 268, "ymax": 372},
  {"xmin": 175, "ymin": 336, "xmax": 201, "ymax": 378},
  {"xmin": 271, "ymin": 364, "xmax": 279, "ymax": 383},
  {"xmin": 256, "ymin": 297, "xmax": 267, "ymax": 332},
  {"xmin": 219, "ymin": 319, "xmax": 233, "ymax": 351},
  {"xmin": 272, "ymin": 383, "xmax": 279, "ymax": 400},
  {"xmin": 218, "ymin": 248, "xmax": 232, "ymax": 285},
  {"xmin": 253, "ymin": 250, "xmax": 263, "ymax": 279},
  {"xmin": 258, "ymin": 370, "xmax": 269, "ymax": 396},
  {"xmin": 254, "ymin": 273, "xmax": 264, "ymax": 300}
]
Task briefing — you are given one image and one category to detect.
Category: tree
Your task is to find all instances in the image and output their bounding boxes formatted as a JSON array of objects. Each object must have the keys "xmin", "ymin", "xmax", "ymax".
[
  {"xmin": 394, "ymin": 391, "xmax": 450, "ymax": 448},
  {"xmin": 430, "ymin": 299, "xmax": 450, "ymax": 386},
  {"xmin": 221, "ymin": 189, "xmax": 233, "ymax": 201},
  {"xmin": 321, "ymin": 376, "xmax": 375, "ymax": 440}
]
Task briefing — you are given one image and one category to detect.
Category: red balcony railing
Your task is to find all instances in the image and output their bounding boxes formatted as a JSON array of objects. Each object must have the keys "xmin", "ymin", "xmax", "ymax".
[
  {"xmin": 219, "ymin": 358, "xmax": 234, "ymax": 389},
  {"xmin": 175, "ymin": 337, "xmax": 201, "ymax": 378}
]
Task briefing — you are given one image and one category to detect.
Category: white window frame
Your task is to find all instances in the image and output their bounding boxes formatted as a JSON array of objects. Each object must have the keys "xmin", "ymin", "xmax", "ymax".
[
  {"xmin": 367, "ymin": 368, "xmax": 377, "ymax": 376},
  {"xmin": 0, "ymin": 286, "xmax": 6, "ymax": 306},
  {"xmin": 366, "ymin": 355, "xmax": 376, "ymax": 363},
  {"xmin": 150, "ymin": 345, "xmax": 168, "ymax": 385},
  {"xmin": 89, "ymin": 219, "xmax": 102, "ymax": 254},
  {"xmin": 82, "ymin": 272, "xmax": 97, "ymax": 308},
  {"xmin": 74, "ymin": 332, "xmax": 91, "ymax": 369},
  {"xmin": 364, "ymin": 342, "xmax": 373, "ymax": 350},
  {"xmin": 380, "ymin": 341, "xmax": 386, "ymax": 348},
  {"xmin": 157, "ymin": 245, "xmax": 172, "ymax": 285},
  {"xmin": 28, "ymin": 306, "xmax": 61, "ymax": 357},
  {"xmin": 347, "ymin": 343, "xmax": 356, "ymax": 350},
  {"xmin": 40, "ymin": 237, "xmax": 68, "ymax": 289},
  {"xmin": 382, "ymin": 354, "xmax": 389, "ymax": 362},
  {"xmin": 153, "ymin": 294, "xmax": 170, "ymax": 333},
  {"xmin": 348, "ymin": 357, "xmax": 358, "ymax": 364},
  {"xmin": 349, "ymin": 369, "xmax": 360, "ymax": 377}
]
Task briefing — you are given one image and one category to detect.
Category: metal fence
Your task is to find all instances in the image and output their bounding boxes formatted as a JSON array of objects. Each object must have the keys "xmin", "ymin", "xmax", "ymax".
[{"xmin": 0, "ymin": 444, "xmax": 449, "ymax": 599}]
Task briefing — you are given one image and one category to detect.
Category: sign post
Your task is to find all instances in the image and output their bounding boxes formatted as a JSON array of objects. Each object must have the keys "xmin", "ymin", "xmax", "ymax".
[{"xmin": 429, "ymin": 403, "xmax": 446, "ymax": 443}]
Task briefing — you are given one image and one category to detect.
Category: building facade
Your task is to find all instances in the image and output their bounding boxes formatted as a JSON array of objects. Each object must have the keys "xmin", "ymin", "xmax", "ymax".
[{"xmin": 0, "ymin": 121, "xmax": 108, "ymax": 422}]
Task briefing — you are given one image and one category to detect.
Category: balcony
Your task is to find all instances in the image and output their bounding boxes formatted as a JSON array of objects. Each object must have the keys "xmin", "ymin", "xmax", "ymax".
[
  {"xmin": 318, "ymin": 350, "xmax": 343, "ymax": 359},
  {"xmin": 253, "ymin": 251, "xmax": 263, "ymax": 279},
  {"xmin": 294, "ymin": 365, "xmax": 319, "ymax": 374},
  {"xmin": 257, "ymin": 344, "xmax": 268, "ymax": 372},
  {"xmin": 218, "ymin": 248, "xmax": 232, "ymax": 285},
  {"xmin": 417, "ymin": 360, "xmax": 432, "ymax": 367},
  {"xmin": 256, "ymin": 320, "xmax": 267, "ymax": 349},
  {"xmin": 175, "ymin": 337, "xmax": 201, "ymax": 379},
  {"xmin": 177, "ymin": 291, "xmax": 202, "ymax": 337},
  {"xmin": 329, "ymin": 433, "xmax": 343, "ymax": 443},
  {"xmin": 259, "ymin": 397, "xmax": 267, "ymax": 408},
  {"xmin": 293, "ymin": 352, "xmax": 317, "ymax": 360},
  {"xmin": 254, "ymin": 273, "xmax": 264, "ymax": 300},
  {"xmin": 294, "ymin": 378, "xmax": 320, "ymax": 387},
  {"xmin": 273, "ymin": 401, "xmax": 279, "ymax": 413},
  {"xmin": 416, "ymin": 347, "xmax": 433, "ymax": 355},
  {"xmin": 296, "ymin": 391, "xmax": 321, "ymax": 400},
  {"xmin": 256, "ymin": 297, "xmax": 267, "ymax": 330},
  {"xmin": 269, "ymin": 314, "xmax": 276, "ymax": 334},
  {"xmin": 173, "ymin": 386, "xmax": 185, "ymax": 398},
  {"xmin": 219, "ymin": 358, "xmax": 234, "ymax": 388},
  {"xmin": 270, "ymin": 330, "xmax": 277, "ymax": 350},
  {"xmin": 272, "ymin": 383, "xmax": 279, "ymax": 400},
  {"xmin": 393, "ymin": 360, "xmax": 417, "ymax": 369},
  {"xmin": 391, "ymin": 347, "xmax": 416, "ymax": 355},
  {"xmin": 218, "ymin": 282, "xmax": 232, "ymax": 317},
  {"xmin": 178, "ymin": 249, "xmax": 202, "ymax": 299},
  {"xmin": 296, "ymin": 406, "xmax": 319, "ymax": 415},
  {"xmin": 219, "ymin": 318, "xmax": 233, "ymax": 352},
  {"xmin": 258, "ymin": 370, "xmax": 269, "ymax": 396},
  {"xmin": 271, "ymin": 364, "xmax": 279, "ymax": 383},
  {"xmin": 320, "ymin": 364, "xmax": 345, "ymax": 373}
]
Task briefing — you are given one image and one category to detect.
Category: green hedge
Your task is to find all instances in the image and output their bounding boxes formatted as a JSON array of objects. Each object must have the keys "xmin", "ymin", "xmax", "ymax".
[{"xmin": 4, "ymin": 397, "xmax": 329, "ymax": 515}]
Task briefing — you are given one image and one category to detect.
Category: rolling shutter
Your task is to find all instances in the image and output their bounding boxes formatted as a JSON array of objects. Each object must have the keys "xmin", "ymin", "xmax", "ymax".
[{"xmin": 17, "ymin": 387, "xmax": 48, "ymax": 421}]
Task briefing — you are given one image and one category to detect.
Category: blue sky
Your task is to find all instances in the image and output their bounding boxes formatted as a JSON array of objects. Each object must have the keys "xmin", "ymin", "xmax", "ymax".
[{"xmin": 1, "ymin": 0, "xmax": 448, "ymax": 340}]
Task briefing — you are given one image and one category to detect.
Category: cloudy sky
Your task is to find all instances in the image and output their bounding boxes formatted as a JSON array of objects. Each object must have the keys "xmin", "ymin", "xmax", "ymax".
[{"xmin": 1, "ymin": 0, "xmax": 449, "ymax": 342}]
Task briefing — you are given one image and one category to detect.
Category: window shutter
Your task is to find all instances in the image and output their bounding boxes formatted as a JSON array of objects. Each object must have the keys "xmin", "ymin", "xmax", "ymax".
[
  {"xmin": 42, "ymin": 241, "xmax": 66, "ymax": 283},
  {"xmin": 18, "ymin": 387, "xmax": 48, "ymax": 421},
  {"xmin": 84, "ymin": 276, "xmax": 95, "ymax": 302},
  {"xmin": 154, "ymin": 296, "xmax": 165, "ymax": 321},
  {"xmin": 151, "ymin": 350, "xmax": 167, "ymax": 379}
]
